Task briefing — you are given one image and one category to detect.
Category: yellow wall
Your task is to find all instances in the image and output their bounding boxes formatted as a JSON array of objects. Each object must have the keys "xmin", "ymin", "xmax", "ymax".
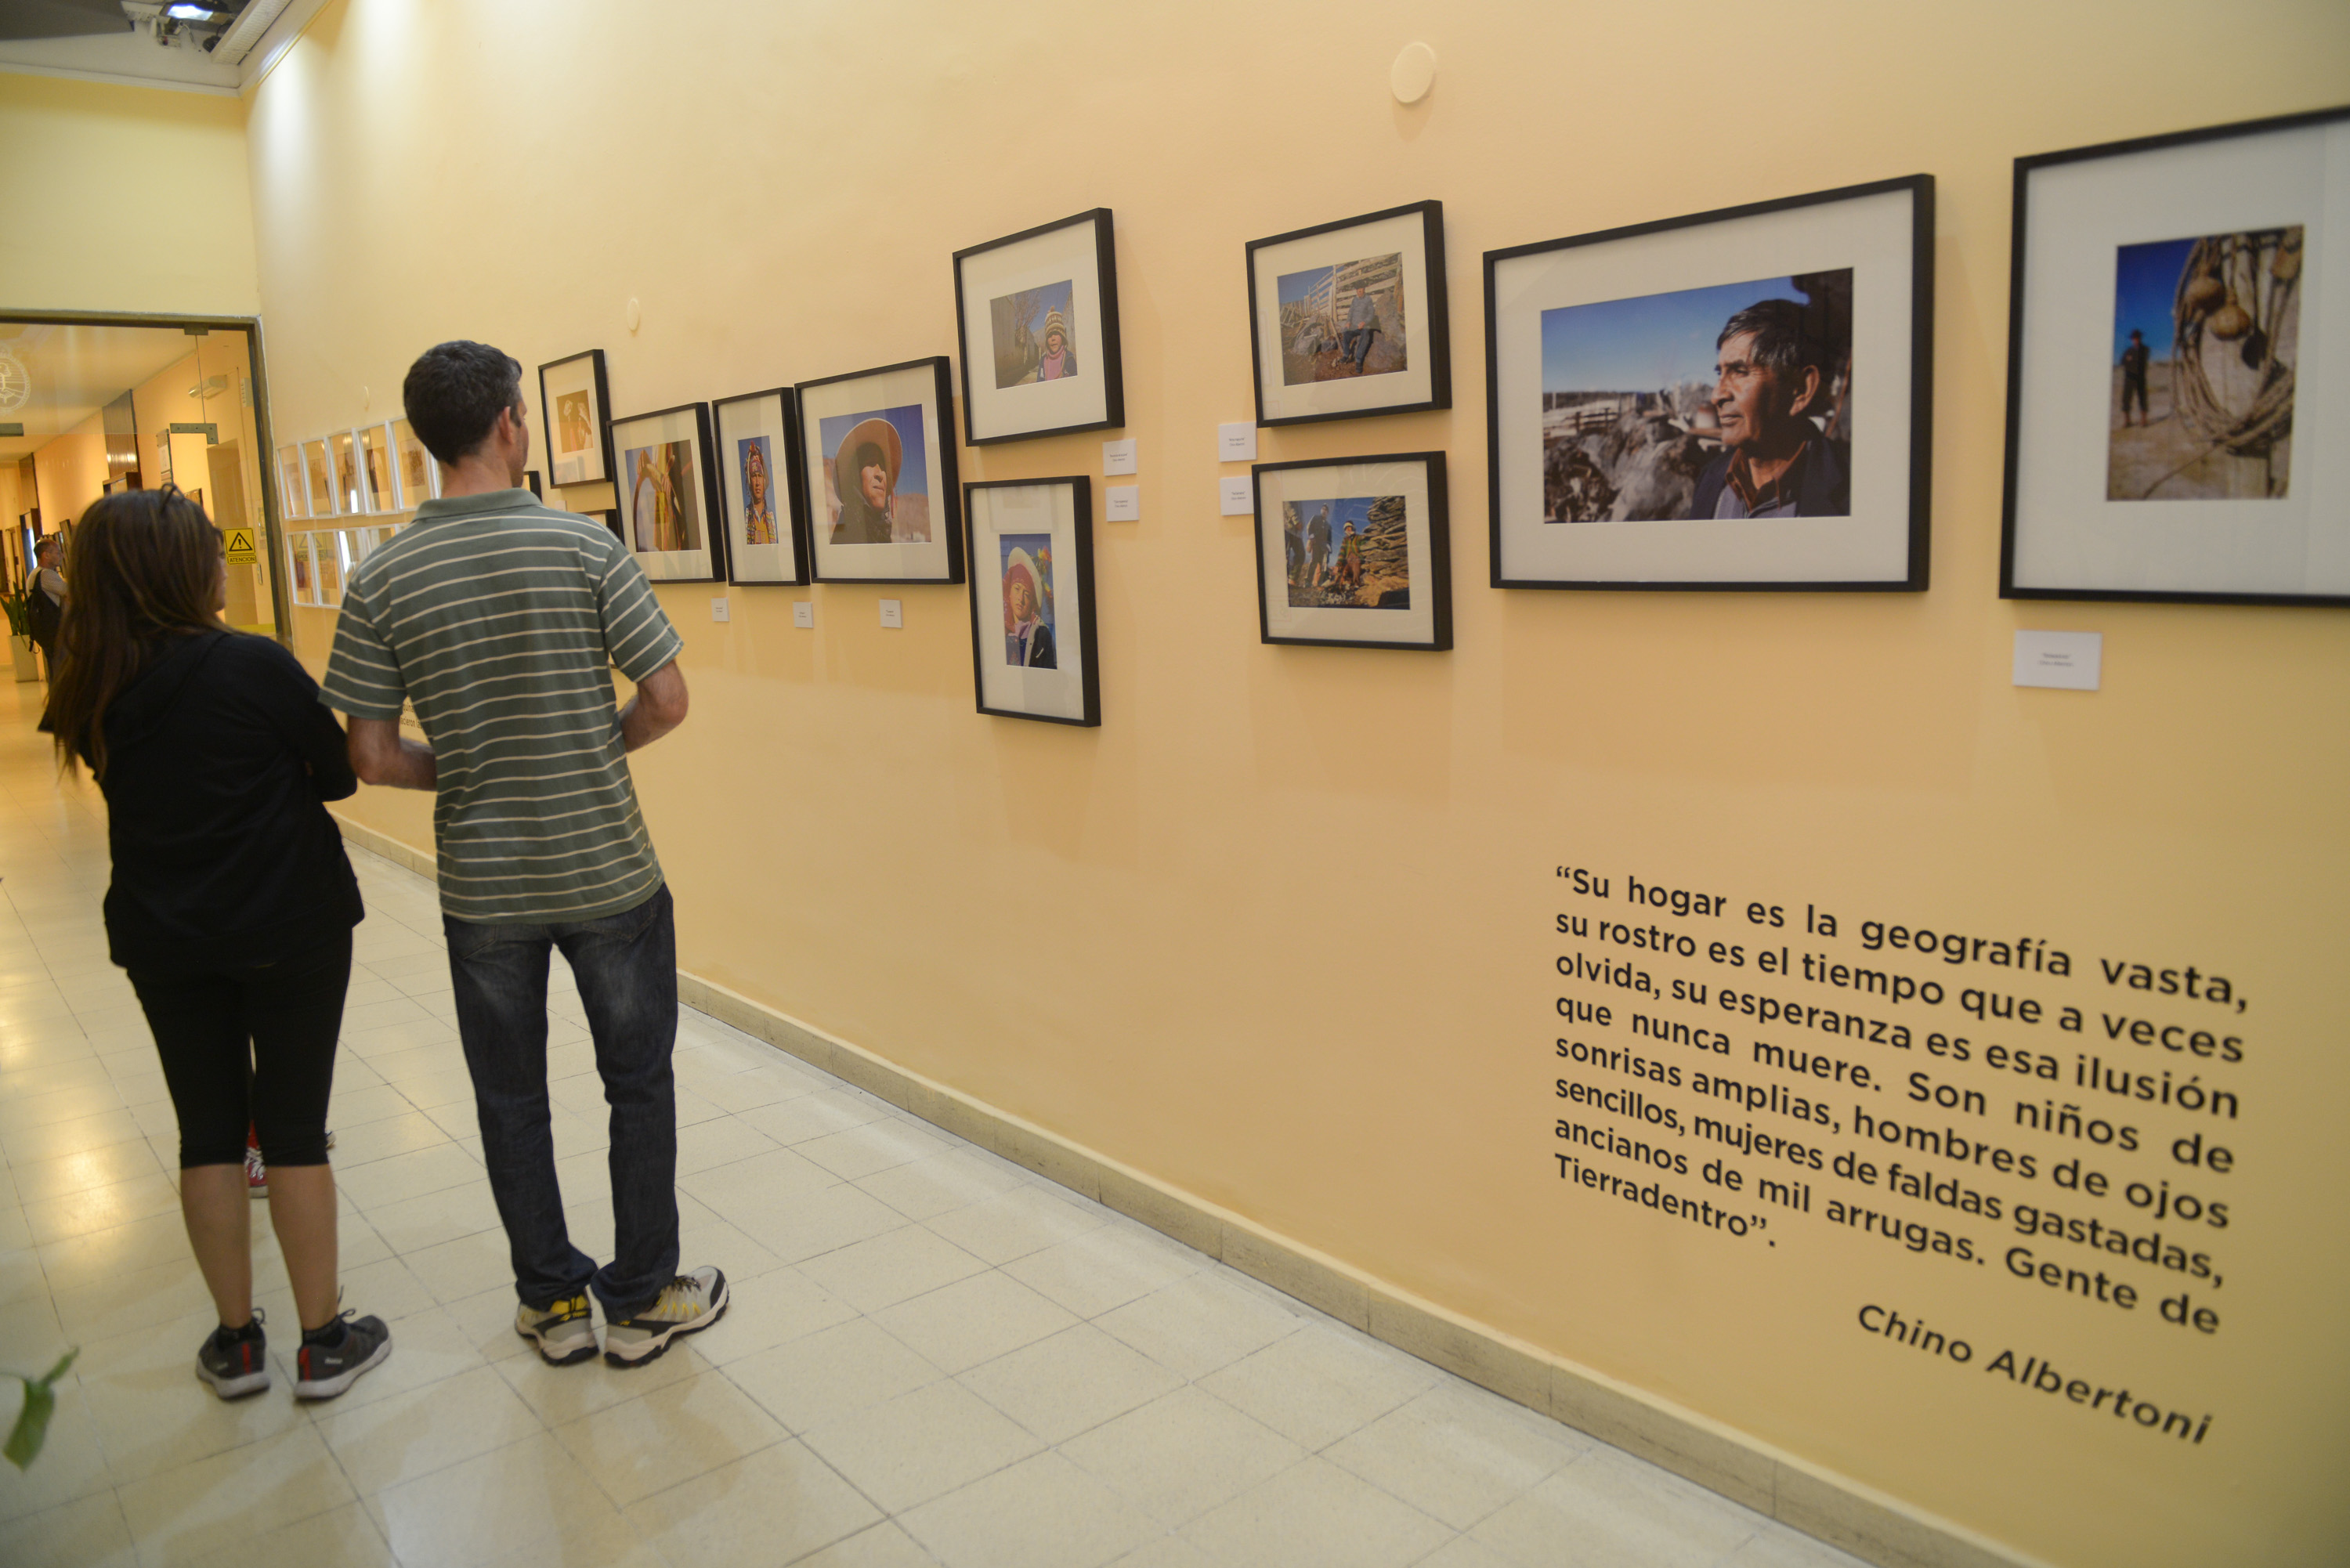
[
  {"xmin": 247, "ymin": 2, "xmax": 2348, "ymax": 1563},
  {"xmin": 0, "ymin": 73, "xmax": 258, "ymax": 316},
  {"xmin": 31, "ymin": 418, "xmax": 107, "ymax": 530}
]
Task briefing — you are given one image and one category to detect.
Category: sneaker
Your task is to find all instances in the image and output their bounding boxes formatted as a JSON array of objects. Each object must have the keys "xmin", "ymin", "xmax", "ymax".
[
  {"xmin": 245, "ymin": 1134, "xmax": 267, "ymax": 1199},
  {"xmin": 195, "ymin": 1312, "xmax": 269, "ymax": 1400},
  {"xmin": 602, "ymin": 1267, "xmax": 728, "ymax": 1367},
  {"xmin": 515, "ymin": 1292, "xmax": 598, "ymax": 1367},
  {"xmin": 293, "ymin": 1312, "xmax": 392, "ymax": 1400}
]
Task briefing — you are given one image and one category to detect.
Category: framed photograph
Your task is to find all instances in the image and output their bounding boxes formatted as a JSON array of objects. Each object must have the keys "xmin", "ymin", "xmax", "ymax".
[
  {"xmin": 1247, "ymin": 201, "xmax": 1450, "ymax": 427},
  {"xmin": 591, "ymin": 508, "xmax": 624, "ymax": 547},
  {"xmin": 1485, "ymin": 175, "xmax": 1932, "ymax": 591},
  {"xmin": 539, "ymin": 349, "xmax": 615, "ymax": 487},
  {"xmin": 289, "ymin": 533, "xmax": 315, "ymax": 605},
  {"xmin": 331, "ymin": 432, "xmax": 363, "ymax": 515},
  {"xmin": 391, "ymin": 418, "xmax": 437, "ymax": 509},
  {"xmin": 316, "ymin": 532, "xmax": 346, "ymax": 606},
  {"xmin": 610, "ymin": 402, "xmax": 725, "ymax": 583},
  {"xmin": 964, "ymin": 477, "xmax": 1099, "ymax": 725},
  {"xmin": 953, "ymin": 209, "xmax": 1124, "ymax": 445},
  {"xmin": 1253, "ymin": 452, "xmax": 1451, "ymax": 650},
  {"xmin": 2002, "ymin": 107, "xmax": 2348, "ymax": 605},
  {"xmin": 524, "ymin": 470, "xmax": 543, "ymax": 500},
  {"xmin": 276, "ymin": 444, "xmax": 308, "ymax": 520},
  {"xmin": 797, "ymin": 356, "xmax": 963, "ymax": 583},
  {"xmin": 712, "ymin": 387, "xmax": 810, "ymax": 585},
  {"xmin": 302, "ymin": 439, "xmax": 338, "ymax": 517},
  {"xmin": 359, "ymin": 425, "xmax": 396, "ymax": 512}
]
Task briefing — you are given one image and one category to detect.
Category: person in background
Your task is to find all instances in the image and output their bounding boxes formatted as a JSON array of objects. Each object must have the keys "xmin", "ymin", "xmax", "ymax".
[
  {"xmin": 1690, "ymin": 299, "xmax": 1851, "ymax": 519},
  {"xmin": 27, "ymin": 535, "xmax": 65, "ymax": 675},
  {"xmin": 323, "ymin": 339, "xmax": 721, "ymax": 1369},
  {"xmin": 1341, "ymin": 284, "xmax": 1380, "ymax": 374},
  {"xmin": 2120, "ymin": 328, "xmax": 2152, "ymax": 427},
  {"xmin": 42, "ymin": 486, "xmax": 389, "ymax": 1402}
]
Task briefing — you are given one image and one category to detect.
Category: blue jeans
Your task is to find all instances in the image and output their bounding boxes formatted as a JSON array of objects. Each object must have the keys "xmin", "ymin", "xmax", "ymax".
[{"xmin": 443, "ymin": 884, "xmax": 678, "ymax": 1315}]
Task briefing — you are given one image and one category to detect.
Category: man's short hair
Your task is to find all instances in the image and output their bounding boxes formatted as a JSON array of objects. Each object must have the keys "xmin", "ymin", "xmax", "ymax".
[
  {"xmin": 1717, "ymin": 300, "xmax": 1833, "ymax": 384},
  {"xmin": 403, "ymin": 341, "xmax": 525, "ymax": 464},
  {"xmin": 34, "ymin": 537, "xmax": 58, "ymax": 557}
]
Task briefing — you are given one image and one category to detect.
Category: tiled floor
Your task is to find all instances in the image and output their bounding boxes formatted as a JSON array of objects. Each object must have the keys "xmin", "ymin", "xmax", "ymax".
[{"xmin": 0, "ymin": 674, "xmax": 1870, "ymax": 1567}]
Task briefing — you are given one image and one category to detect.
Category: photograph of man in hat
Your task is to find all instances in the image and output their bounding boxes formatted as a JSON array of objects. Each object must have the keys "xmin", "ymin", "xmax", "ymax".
[
  {"xmin": 829, "ymin": 417, "xmax": 902, "ymax": 544},
  {"xmin": 1002, "ymin": 545, "xmax": 1056, "ymax": 669}
]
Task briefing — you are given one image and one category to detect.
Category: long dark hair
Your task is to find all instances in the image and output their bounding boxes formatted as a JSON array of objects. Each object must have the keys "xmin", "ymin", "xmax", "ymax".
[{"xmin": 45, "ymin": 486, "xmax": 223, "ymax": 779}]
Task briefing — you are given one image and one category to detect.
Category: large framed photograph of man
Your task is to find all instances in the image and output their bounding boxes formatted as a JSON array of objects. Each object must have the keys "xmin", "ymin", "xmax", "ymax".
[
  {"xmin": 712, "ymin": 387, "xmax": 810, "ymax": 586},
  {"xmin": 610, "ymin": 401, "xmax": 725, "ymax": 584},
  {"xmin": 2001, "ymin": 107, "xmax": 2350, "ymax": 605},
  {"xmin": 964, "ymin": 477, "xmax": 1100, "ymax": 726},
  {"xmin": 797, "ymin": 356, "xmax": 964, "ymax": 583},
  {"xmin": 1485, "ymin": 175, "xmax": 1932, "ymax": 591},
  {"xmin": 538, "ymin": 349, "xmax": 616, "ymax": 488},
  {"xmin": 953, "ymin": 210, "xmax": 1125, "ymax": 446},
  {"xmin": 1253, "ymin": 453, "xmax": 1451, "ymax": 651},
  {"xmin": 1247, "ymin": 201, "xmax": 1450, "ymax": 427}
]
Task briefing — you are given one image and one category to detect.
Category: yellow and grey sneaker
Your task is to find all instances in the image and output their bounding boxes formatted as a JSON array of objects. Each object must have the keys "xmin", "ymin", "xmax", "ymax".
[
  {"xmin": 602, "ymin": 1267, "xmax": 728, "ymax": 1368},
  {"xmin": 515, "ymin": 1292, "xmax": 598, "ymax": 1367}
]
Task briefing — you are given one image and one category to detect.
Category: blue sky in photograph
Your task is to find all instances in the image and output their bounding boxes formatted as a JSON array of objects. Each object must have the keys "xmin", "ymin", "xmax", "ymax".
[
  {"xmin": 819, "ymin": 403, "xmax": 930, "ymax": 496},
  {"xmin": 1541, "ymin": 276, "xmax": 1799, "ymax": 393},
  {"xmin": 994, "ymin": 278, "xmax": 1072, "ymax": 338},
  {"xmin": 1288, "ymin": 496, "xmax": 1379, "ymax": 533},
  {"xmin": 2113, "ymin": 237, "xmax": 2194, "ymax": 359},
  {"xmin": 1278, "ymin": 265, "xmax": 1335, "ymax": 307}
]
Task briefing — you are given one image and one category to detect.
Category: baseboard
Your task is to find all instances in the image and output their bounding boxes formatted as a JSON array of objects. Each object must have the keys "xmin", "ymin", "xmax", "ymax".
[{"xmin": 328, "ymin": 811, "xmax": 2040, "ymax": 1568}]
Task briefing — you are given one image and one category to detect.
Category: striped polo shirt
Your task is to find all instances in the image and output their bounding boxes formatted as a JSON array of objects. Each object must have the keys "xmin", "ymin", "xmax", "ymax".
[{"xmin": 319, "ymin": 488, "xmax": 683, "ymax": 923}]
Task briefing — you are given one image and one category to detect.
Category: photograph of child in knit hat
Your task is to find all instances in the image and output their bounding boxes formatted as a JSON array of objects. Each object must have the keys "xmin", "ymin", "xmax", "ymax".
[
  {"xmin": 999, "ymin": 533, "xmax": 1057, "ymax": 668},
  {"xmin": 990, "ymin": 280, "xmax": 1079, "ymax": 388}
]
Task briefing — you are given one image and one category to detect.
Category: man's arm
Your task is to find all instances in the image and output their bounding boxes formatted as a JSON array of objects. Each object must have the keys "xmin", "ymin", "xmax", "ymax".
[
  {"xmin": 618, "ymin": 659, "xmax": 689, "ymax": 753},
  {"xmin": 347, "ymin": 716, "xmax": 437, "ymax": 789}
]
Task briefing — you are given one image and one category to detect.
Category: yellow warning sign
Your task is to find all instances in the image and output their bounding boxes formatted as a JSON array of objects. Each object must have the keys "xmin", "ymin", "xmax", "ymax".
[{"xmin": 223, "ymin": 528, "xmax": 257, "ymax": 564}]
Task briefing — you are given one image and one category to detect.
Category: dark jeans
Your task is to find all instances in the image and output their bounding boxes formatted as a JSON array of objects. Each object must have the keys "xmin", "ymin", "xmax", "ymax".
[
  {"xmin": 127, "ymin": 934, "xmax": 352, "ymax": 1168},
  {"xmin": 443, "ymin": 884, "xmax": 678, "ymax": 1315}
]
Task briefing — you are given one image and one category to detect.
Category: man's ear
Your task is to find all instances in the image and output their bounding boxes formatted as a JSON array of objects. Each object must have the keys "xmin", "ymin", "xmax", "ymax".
[{"xmin": 1786, "ymin": 365, "xmax": 1825, "ymax": 419}]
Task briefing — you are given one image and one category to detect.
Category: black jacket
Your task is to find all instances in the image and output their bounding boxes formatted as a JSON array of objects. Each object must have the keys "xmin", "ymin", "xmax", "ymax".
[
  {"xmin": 1690, "ymin": 437, "xmax": 1851, "ymax": 519},
  {"xmin": 92, "ymin": 630, "xmax": 363, "ymax": 971}
]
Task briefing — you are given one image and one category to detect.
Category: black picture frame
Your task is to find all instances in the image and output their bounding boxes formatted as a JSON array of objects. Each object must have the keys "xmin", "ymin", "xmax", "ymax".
[
  {"xmin": 591, "ymin": 508, "xmax": 623, "ymax": 547},
  {"xmin": 953, "ymin": 209, "xmax": 1125, "ymax": 446},
  {"xmin": 1246, "ymin": 200, "xmax": 1451, "ymax": 428},
  {"xmin": 1999, "ymin": 105, "xmax": 2348, "ymax": 606},
  {"xmin": 523, "ymin": 470, "xmax": 542, "ymax": 500},
  {"xmin": 1483, "ymin": 175, "xmax": 1934, "ymax": 593},
  {"xmin": 963, "ymin": 476, "xmax": 1100, "ymax": 726},
  {"xmin": 537, "ymin": 349, "xmax": 616, "ymax": 488},
  {"xmin": 710, "ymin": 386, "xmax": 812, "ymax": 587},
  {"xmin": 797, "ymin": 356, "xmax": 964, "ymax": 584},
  {"xmin": 609, "ymin": 400, "xmax": 726, "ymax": 584},
  {"xmin": 1252, "ymin": 452, "xmax": 1452, "ymax": 651}
]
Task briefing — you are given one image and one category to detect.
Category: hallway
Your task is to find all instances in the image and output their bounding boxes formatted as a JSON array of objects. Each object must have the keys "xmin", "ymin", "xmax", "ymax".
[{"xmin": 0, "ymin": 673, "xmax": 1864, "ymax": 1567}]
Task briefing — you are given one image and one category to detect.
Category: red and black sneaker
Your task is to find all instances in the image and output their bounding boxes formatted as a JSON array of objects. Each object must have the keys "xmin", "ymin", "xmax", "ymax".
[
  {"xmin": 294, "ymin": 1311, "xmax": 392, "ymax": 1400},
  {"xmin": 196, "ymin": 1313, "xmax": 269, "ymax": 1400}
]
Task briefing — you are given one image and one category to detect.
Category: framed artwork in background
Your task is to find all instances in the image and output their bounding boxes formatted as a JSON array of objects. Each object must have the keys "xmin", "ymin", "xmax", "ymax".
[
  {"xmin": 316, "ymin": 532, "xmax": 346, "ymax": 606},
  {"xmin": 1246, "ymin": 200, "xmax": 1451, "ymax": 427},
  {"xmin": 591, "ymin": 508, "xmax": 624, "ymax": 547},
  {"xmin": 538, "ymin": 349, "xmax": 615, "ymax": 487},
  {"xmin": 302, "ymin": 439, "xmax": 338, "ymax": 517},
  {"xmin": 524, "ymin": 470, "xmax": 543, "ymax": 500},
  {"xmin": 1253, "ymin": 452, "xmax": 1451, "ymax": 650},
  {"xmin": 289, "ymin": 534, "xmax": 315, "ymax": 605},
  {"xmin": 392, "ymin": 419, "xmax": 437, "ymax": 509},
  {"xmin": 276, "ymin": 444, "xmax": 308, "ymax": 520},
  {"xmin": 2001, "ymin": 106, "xmax": 2350, "ymax": 605},
  {"xmin": 964, "ymin": 477, "xmax": 1100, "ymax": 725},
  {"xmin": 359, "ymin": 425, "xmax": 396, "ymax": 512},
  {"xmin": 953, "ymin": 209, "xmax": 1124, "ymax": 445},
  {"xmin": 331, "ymin": 432, "xmax": 363, "ymax": 514},
  {"xmin": 797, "ymin": 356, "xmax": 963, "ymax": 583},
  {"xmin": 712, "ymin": 387, "xmax": 810, "ymax": 585},
  {"xmin": 610, "ymin": 403, "xmax": 724, "ymax": 583},
  {"xmin": 1484, "ymin": 175, "xmax": 1934, "ymax": 591}
]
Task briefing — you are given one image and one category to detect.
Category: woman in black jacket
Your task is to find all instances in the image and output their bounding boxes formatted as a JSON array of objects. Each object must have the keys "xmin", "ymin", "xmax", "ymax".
[{"xmin": 45, "ymin": 487, "xmax": 389, "ymax": 1401}]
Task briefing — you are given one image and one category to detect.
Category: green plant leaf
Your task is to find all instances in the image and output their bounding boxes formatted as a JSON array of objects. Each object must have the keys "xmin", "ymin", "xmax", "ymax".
[{"xmin": 5, "ymin": 1349, "xmax": 78, "ymax": 1472}]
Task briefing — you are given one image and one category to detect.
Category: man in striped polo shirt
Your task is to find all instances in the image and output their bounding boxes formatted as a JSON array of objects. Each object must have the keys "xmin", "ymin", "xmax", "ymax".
[{"xmin": 322, "ymin": 340, "xmax": 726, "ymax": 1369}]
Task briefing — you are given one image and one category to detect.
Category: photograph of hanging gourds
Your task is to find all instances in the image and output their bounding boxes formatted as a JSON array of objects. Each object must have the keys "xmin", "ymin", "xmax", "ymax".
[{"xmin": 2107, "ymin": 225, "xmax": 2301, "ymax": 501}]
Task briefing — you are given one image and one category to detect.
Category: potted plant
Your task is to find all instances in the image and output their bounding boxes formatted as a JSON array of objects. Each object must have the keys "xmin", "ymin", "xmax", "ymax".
[{"xmin": 2, "ymin": 580, "xmax": 38, "ymax": 682}]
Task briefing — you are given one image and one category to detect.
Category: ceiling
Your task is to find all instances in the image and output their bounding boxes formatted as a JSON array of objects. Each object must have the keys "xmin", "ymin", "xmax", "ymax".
[
  {"xmin": 0, "ymin": 0, "xmax": 316, "ymax": 94},
  {"xmin": 0, "ymin": 321, "xmax": 228, "ymax": 461}
]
